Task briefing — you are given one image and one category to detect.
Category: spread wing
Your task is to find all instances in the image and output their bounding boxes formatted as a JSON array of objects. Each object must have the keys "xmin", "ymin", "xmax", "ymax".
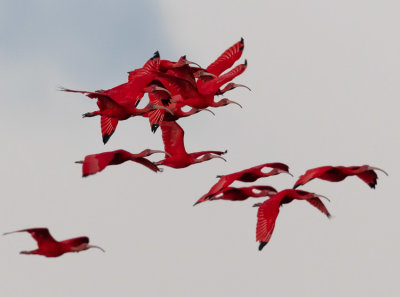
[
  {"xmin": 206, "ymin": 38, "xmax": 244, "ymax": 76},
  {"xmin": 198, "ymin": 62, "xmax": 247, "ymax": 96},
  {"xmin": 256, "ymin": 197, "xmax": 281, "ymax": 250},
  {"xmin": 100, "ymin": 116, "xmax": 119, "ymax": 144},
  {"xmin": 293, "ymin": 166, "xmax": 335, "ymax": 188},
  {"xmin": 81, "ymin": 151, "xmax": 119, "ymax": 177},
  {"xmin": 131, "ymin": 157, "xmax": 161, "ymax": 173},
  {"xmin": 4, "ymin": 228, "xmax": 57, "ymax": 248},
  {"xmin": 160, "ymin": 121, "xmax": 187, "ymax": 157},
  {"xmin": 306, "ymin": 198, "xmax": 331, "ymax": 218}
]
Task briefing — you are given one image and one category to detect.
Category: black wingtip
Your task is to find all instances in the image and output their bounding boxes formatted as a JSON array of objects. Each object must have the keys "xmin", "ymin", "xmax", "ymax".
[
  {"xmin": 135, "ymin": 99, "xmax": 141, "ymax": 107},
  {"xmin": 151, "ymin": 124, "xmax": 159, "ymax": 133},
  {"xmin": 161, "ymin": 98, "xmax": 171, "ymax": 106},
  {"xmin": 182, "ymin": 55, "xmax": 186, "ymax": 59},
  {"xmin": 293, "ymin": 184, "xmax": 300, "ymax": 189},
  {"xmin": 82, "ymin": 174, "xmax": 89, "ymax": 178},
  {"xmin": 259, "ymin": 242, "xmax": 267, "ymax": 251},
  {"xmin": 152, "ymin": 51, "xmax": 160, "ymax": 60},
  {"xmin": 240, "ymin": 37, "xmax": 244, "ymax": 43},
  {"xmin": 244, "ymin": 59, "xmax": 247, "ymax": 66},
  {"xmin": 369, "ymin": 183, "xmax": 376, "ymax": 189},
  {"xmin": 239, "ymin": 38, "xmax": 244, "ymax": 50},
  {"xmin": 103, "ymin": 133, "xmax": 112, "ymax": 144}
]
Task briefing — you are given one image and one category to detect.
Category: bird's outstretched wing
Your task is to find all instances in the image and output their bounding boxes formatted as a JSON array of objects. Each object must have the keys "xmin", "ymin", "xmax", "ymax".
[
  {"xmin": 101, "ymin": 116, "xmax": 119, "ymax": 144},
  {"xmin": 80, "ymin": 150, "xmax": 120, "ymax": 177},
  {"xmin": 160, "ymin": 121, "xmax": 187, "ymax": 157},
  {"xmin": 256, "ymin": 197, "xmax": 281, "ymax": 250},
  {"xmin": 306, "ymin": 198, "xmax": 331, "ymax": 218},
  {"xmin": 206, "ymin": 38, "xmax": 244, "ymax": 76},
  {"xmin": 293, "ymin": 166, "xmax": 337, "ymax": 188},
  {"xmin": 60, "ymin": 236, "xmax": 89, "ymax": 246},
  {"xmin": 4, "ymin": 228, "xmax": 58, "ymax": 248}
]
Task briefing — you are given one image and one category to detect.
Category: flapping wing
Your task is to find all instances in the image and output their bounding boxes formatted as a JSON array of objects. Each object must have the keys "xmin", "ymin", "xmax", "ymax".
[
  {"xmin": 131, "ymin": 157, "xmax": 162, "ymax": 173},
  {"xmin": 206, "ymin": 38, "xmax": 244, "ymax": 76},
  {"xmin": 101, "ymin": 116, "xmax": 119, "ymax": 144},
  {"xmin": 306, "ymin": 198, "xmax": 331, "ymax": 218},
  {"xmin": 81, "ymin": 151, "xmax": 119, "ymax": 177},
  {"xmin": 256, "ymin": 197, "xmax": 281, "ymax": 250},
  {"xmin": 60, "ymin": 236, "xmax": 89, "ymax": 246},
  {"xmin": 5, "ymin": 228, "xmax": 57, "ymax": 248},
  {"xmin": 293, "ymin": 166, "xmax": 335, "ymax": 188},
  {"xmin": 160, "ymin": 121, "xmax": 187, "ymax": 157}
]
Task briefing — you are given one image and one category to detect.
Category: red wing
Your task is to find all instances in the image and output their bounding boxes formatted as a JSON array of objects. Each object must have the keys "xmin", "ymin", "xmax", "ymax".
[
  {"xmin": 157, "ymin": 74, "xmax": 198, "ymax": 98},
  {"xmin": 197, "ymin": 62, "xmax": 247, "ymax": 96},
  {"xmin": 5, "ymin": 228, "xmax": 57, "ymax": 248},
  {"xmin": 166, "ymin": 65, "xmax": 197, "ymax": 86},
  {"xmin": 147, "ymin": 92, "xmax": 166, "ymax": 132},
  {"xmin": 60, "ymin": 236, "xmax": 89, "ymax": 246},
  {"xmin": 81, "ymin": 151, "xmax": 118, "ymax": 177},
  {"xmin": 131, "ymin": 157, "xmax": 161, "ymax": 173},
  {"xmin": 103, "ymin": 82, "xmax": 140, "ymax": 108},
  {"xmin": 293, "ymin": 166, "xmax": 335, "ymax": 188},
  {"xmin": 357, "ymin": 170, "xmax": 378, "ymax": 188},
  {"xmin": 306, "ymin": 198, "xmax": 331, "ymax": 218},
  {"xmin": 101, "ymin": 116, "xmax": 119, "ymax": 144},
  {"xmin": 128, "ymin": 51, "xmax": 160, "ymax": 82},
  {"xmin": 206, "ymin": 38, "xmax": 244, "ymax": 76},
  {"xmin": 160, "ymin": 121, "xmax": 187, "ymax": 157},
  {"xmin": 256, "ymin": 197, "xmax": 281, "ymax": 250}
]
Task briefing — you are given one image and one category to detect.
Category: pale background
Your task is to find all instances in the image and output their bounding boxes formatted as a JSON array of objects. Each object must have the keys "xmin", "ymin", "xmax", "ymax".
[{"xmin": 1, "ymin": 1, "xmax": 399, "ymax": 296}]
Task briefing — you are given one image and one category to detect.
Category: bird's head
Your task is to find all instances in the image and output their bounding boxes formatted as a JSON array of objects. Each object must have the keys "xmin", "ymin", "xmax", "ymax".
[
  {"xmin": 63, "ymin": 237, "xmax": 105, "ymax": 253},
  {"xmin": 193, "ymin": 69, "xmax": 217, "ymax": 79}
]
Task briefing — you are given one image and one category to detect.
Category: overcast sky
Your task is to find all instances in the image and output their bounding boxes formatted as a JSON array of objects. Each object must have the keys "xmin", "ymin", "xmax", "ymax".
[{"xmin": 1, "ymin": 1, "xmax": 399, "ymax": 296}]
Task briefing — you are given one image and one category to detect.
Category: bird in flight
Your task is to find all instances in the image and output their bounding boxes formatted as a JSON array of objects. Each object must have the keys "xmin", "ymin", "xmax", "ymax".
[
  {"xmin": 293, "ymin": 165, "xmax": 388, "ymax": 189},
  {"xmin": 255, "ymin": 189, "xmax": 331, "ymax": 250},
  {"xmin": 4, "ymin": 228, "xmax": 105, "ymax": 257}
]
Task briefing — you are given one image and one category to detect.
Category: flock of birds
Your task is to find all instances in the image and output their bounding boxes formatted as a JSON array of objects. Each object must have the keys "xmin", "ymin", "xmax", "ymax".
[{"xmin": 4, "ymin": 39, "xmax": 387, "ymax": 257}]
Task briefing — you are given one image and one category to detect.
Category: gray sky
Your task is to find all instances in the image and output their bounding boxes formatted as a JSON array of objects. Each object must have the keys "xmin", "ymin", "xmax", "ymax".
[{"xmin": 1, "ymin": 1, "xmax": 399, "ymax": 296}]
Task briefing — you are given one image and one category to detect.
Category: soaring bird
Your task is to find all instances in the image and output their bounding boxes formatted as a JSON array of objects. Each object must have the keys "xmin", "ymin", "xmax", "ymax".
[
  {"xmin": 4, "ymin": 228, "xmax": 104, "ymax": 257},
  {"xmin": 256, "ymin": 189, "xmax": 331, "ymax": 250},
  {"xmin": 75, "ymin": 149, "xmax": 166, "ymax": 177},
  {"xmin": 293, "ymin": 165, "xmax": 388, "ymax": 189},
  {"xmin": 197, "ymin": 163, "xmax": 292, "ymax": 202},
  {"xmin": 193, "ymin": 185, "xmax": 277, "ymax": 206},
  {"xmin": 154, "ymin": 121, "xmax": 226, "ymax": 169}
]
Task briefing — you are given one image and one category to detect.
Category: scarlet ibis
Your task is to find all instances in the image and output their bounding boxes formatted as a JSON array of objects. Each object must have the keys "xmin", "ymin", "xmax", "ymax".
[
  {"xmin": 199, "ymin": 163, "xmax": 292, "ymax": 201},
  {"xmin": 75, "ymin": 149, "xmax": 166, "ymax": 177},
  {"xmin": 256, "ymin": 189, "xmax": 331, "ymax": 250},
  {"xmin": 193, "ymin": 185, "xmax": 277, "ymax": 206},
  {"xmin": 154, "ymin": 120, "xmax": 226, "ymax": 169},
  {"xmin": 4, "ymin": 228, "xmax": 104, "ymax": 257},
  {"xmin": 157, "ymin": 73, "xmax": 243, "ymax": 109},
  {"xmin": 162, "ymin": 99, "xmax": 215, "ymax": 122},
  {"xmin": 196, "ymin": 60, "xmax": 248, "ymax": 96},
  {"xmin": 293, "ymin": 165, "xmax": 388, "ymax": 189}
]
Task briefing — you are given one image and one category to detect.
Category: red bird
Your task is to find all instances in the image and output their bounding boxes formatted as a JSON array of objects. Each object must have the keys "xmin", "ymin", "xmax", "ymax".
[
  {"xmin": 293, "ymin": 165, "xmax": 388, "ymax": 189},
  {"xmin": 193, "ymin": 185, "xmax": 277, "ymax": 206},
  {"xmin": 154, "ymin": 121, "xmax": 226, "ymax": 169},
  {"xmin": 75, "ymin": 149, "xmax": 166, "ymax": 177},
  {"xmin": 256, "ymin": 189, "xmax": 331, "ymax": 250},
  {"xmin": 198, "ymin": 163, "xmax": 292, "ymax": 202},
  {"xmin": 4, "ymin": 228, "xmax": 104, "ymax": 257}
]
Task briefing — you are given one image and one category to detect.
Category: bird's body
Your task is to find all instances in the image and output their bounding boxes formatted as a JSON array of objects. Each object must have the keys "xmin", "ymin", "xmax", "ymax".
[
  {"xmin": 256, "ymin": 189, "xmax": 331, "ymax": 250},
  {"xmin": 4, "ymin": 228, "xmax": 104, "ymax": 258},
  {"xmin": 155, "ymin": 121, "xmax": 226, "ymax": 169},
  {"xmin": 76, "ymin": 149, "xmax": 165, "ymax": 177},
  {"xmin": 197, "ymin": 163, "xmax": 292, "ymax": 203},
  {"xmin": 294, "ymin": 165, "xmax": 388, "ymax": 189},
  {"xmin": 194, "ymin": 185, "xmax": 277, "ymax": 205}
]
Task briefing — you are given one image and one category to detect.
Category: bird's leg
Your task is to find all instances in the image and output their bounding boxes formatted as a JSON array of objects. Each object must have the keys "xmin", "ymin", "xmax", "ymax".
[
  {"xmin": 82, "ymin": 111, "xmax": 101, "ymax": 118},
  {"xmin": 20, "ymin": 250, "xmax": 36, "ymax": 255}
]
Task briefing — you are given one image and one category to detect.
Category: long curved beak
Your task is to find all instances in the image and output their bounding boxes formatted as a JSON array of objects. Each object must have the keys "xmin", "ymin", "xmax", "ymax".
[
  {"xmin": 150, "ymin": 150, "xmax": 171, "ymax": 157},
  {"xmin": 285, "ymin": 171, "xmax": 294, "ymax": 177},
  {"xmin": 87, "ymin": 245, "xmax": 105, "ymax": 253},
  {"xmin": 214, "ymin": 155, "xmax": 227, "ymax": 162},
  {"xmin": 228, "ymin": 100, "xmax": 243, "ymax": 108},
  {"xmin": 232, "ymin": 83, "xmax": 251, "ymax": 91},
  {"xmin": 186, "ymin": 60, "xmax": 202, "ymax": 68},
  {"xmin": 151, "ymin": 86, "xmax": 171, "ymax": 95},
  {"xmin": 316, "ymin": 194, "xmax": 330, "ymax": 202},
  {"xmin": 368, "ymin": 166, "xmax": 389, "ymax": 176},
  {"xmin": 152, "ymin": 105, "xmax": 174, "ymax": 115},
  {"xmin": 201, "ymin": 108, "xmax": 215, "ymax": 116}
]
